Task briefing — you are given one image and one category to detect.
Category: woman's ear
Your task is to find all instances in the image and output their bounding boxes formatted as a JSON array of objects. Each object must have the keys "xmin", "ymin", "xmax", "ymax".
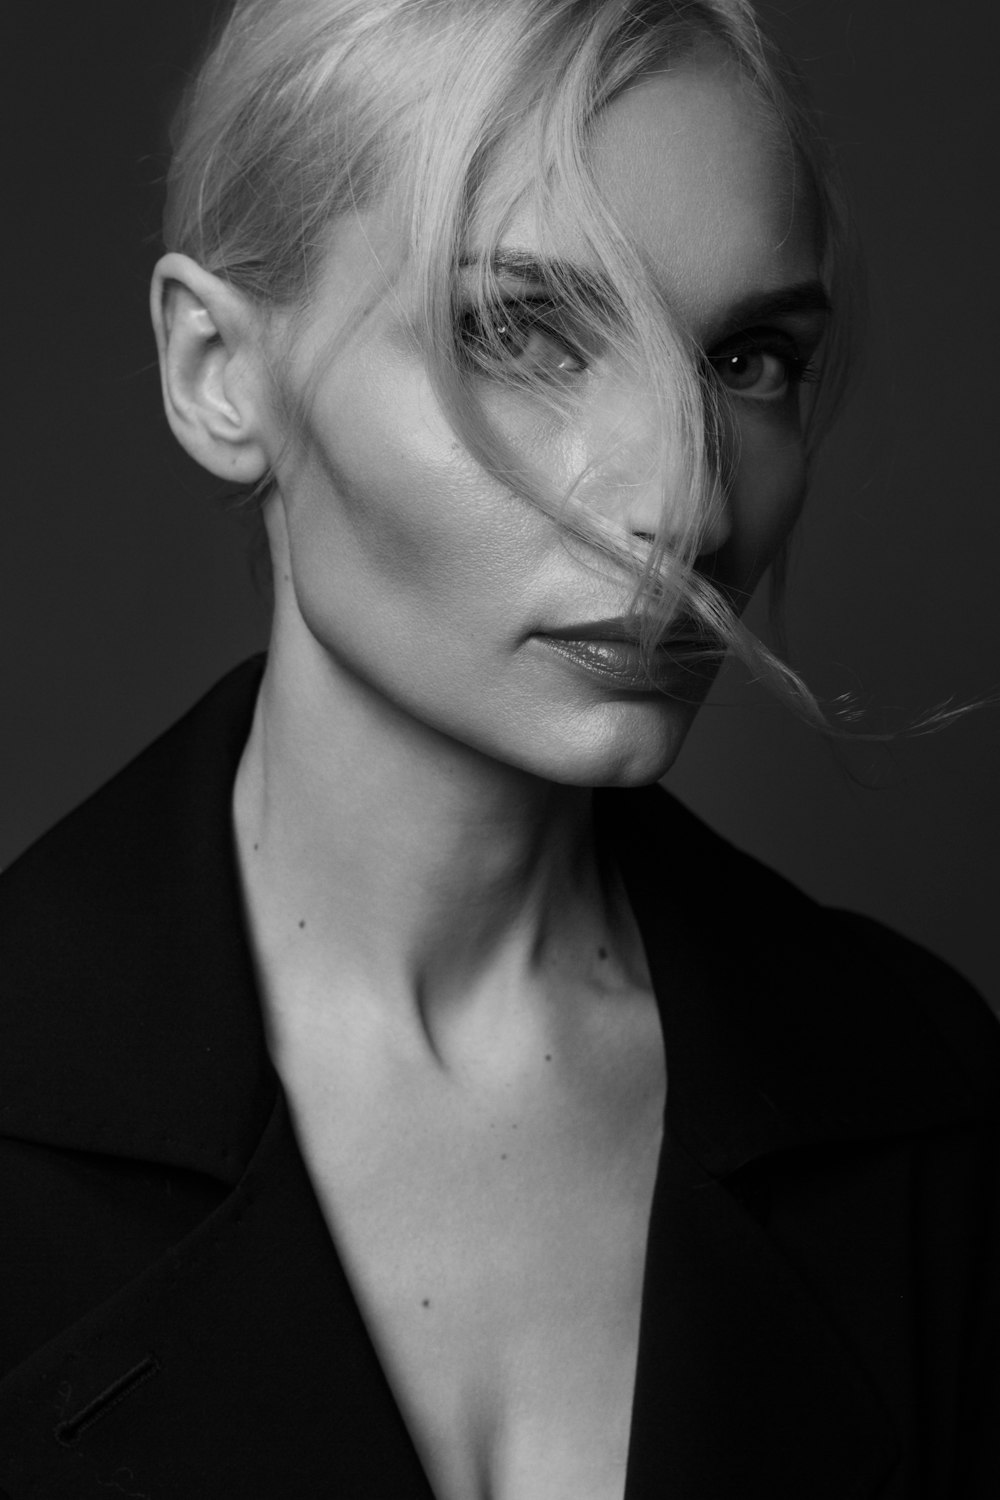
[{"xmin": 150, "ymin": 253, "xmax": 271, "ymax": 484}]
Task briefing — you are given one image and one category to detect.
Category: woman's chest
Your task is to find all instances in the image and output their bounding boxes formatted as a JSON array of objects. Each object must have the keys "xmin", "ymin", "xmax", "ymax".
[{"xmin": 280, "ymin": 1046, "xmax": 664, "ymax": 1500}]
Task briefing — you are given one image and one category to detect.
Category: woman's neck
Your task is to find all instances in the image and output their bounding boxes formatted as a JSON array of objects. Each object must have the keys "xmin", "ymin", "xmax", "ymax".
[{"xmin": 232, "ymin": 627, "xmax": 644, "ymax": 1067}]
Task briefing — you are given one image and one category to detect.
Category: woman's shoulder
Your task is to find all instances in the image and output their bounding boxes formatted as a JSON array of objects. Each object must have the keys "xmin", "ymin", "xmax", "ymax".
[
  {"xmin": 0, "ymin": 654, "xmax": 265, "ymax": 902},
  {"xmin": 602, "ymin": 780, "xmax": 1000, "ymax": 1148},
  {"xmin": 608, "ymin": 774, "xmax": 988, "ymax": 996},
  {"xmin": 0, "ymin": 655, "xmax": 272, "ymax": 1175}
]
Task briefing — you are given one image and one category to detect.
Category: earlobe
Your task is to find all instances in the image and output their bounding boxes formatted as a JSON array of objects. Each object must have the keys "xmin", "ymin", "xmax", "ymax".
[{"xmin": 150, "ymin": 253, "xmax": 271, "ymax": 484}]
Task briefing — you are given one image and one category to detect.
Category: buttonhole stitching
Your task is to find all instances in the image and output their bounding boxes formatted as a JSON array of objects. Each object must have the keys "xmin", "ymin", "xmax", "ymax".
[{"xmin": 54, "ymin": 1354, "xmax": 160, "ymax": 1447}]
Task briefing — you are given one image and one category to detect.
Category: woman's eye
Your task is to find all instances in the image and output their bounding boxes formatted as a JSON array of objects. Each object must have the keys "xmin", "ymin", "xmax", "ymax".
[
  {"xmin": 501, "ymin": 321, "xmax": 587, "ymax": 375},
  {"xmin": 458, "ymin": 305, "xmax": 588, "ymax": 377},
  {"xmin": 710, "ymin": 340, "xmax": 817, "ymax": 400}
]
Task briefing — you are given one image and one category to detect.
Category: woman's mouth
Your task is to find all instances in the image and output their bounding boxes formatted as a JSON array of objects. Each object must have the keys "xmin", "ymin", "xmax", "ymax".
[
  {"xmin": 539, "ymin": 635, "xmax": 654, "ymax": 686},
  {"xmin": 535, "ymin": 618, "xmax": 709, "ymax": 691}
]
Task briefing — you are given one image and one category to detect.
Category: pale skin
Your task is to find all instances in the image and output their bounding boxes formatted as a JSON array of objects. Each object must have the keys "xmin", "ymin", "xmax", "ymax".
[{"xmin": 152, "ymin": 55, "xmax": 828, "ymax": 1500}]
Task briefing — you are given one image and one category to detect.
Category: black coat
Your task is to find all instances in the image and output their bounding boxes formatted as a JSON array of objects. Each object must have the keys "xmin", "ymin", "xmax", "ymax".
[{"xmin": 1, "ymin": 658, "xmax": 999, "ymax": 1498}]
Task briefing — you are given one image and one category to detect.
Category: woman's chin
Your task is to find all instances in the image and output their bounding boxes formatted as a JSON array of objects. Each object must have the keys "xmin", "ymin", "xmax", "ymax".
[{"xmin": 502, "ymin": 696, "xmax": 703, "ymax": 790}]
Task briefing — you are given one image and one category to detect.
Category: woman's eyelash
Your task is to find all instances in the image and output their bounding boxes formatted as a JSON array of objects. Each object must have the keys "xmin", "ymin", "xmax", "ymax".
[{"xmin": 708, "ymin": 329, "xmax": 822, "ymax": 385}]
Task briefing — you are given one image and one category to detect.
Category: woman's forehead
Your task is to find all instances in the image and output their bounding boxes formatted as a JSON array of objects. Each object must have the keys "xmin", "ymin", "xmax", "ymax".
[
  {"xmin": 301, "ymin": 55, "xmax": 821, "ymax": 352},
  {"xmin": 492, "ymin": 59, "xmax": 820, "ymax": 341}
]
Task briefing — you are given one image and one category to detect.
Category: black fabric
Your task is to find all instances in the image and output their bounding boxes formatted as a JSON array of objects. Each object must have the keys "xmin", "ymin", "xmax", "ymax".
[{"xmin": 1, "ymin": 656, "xmax": 998, "ymax": 1497}]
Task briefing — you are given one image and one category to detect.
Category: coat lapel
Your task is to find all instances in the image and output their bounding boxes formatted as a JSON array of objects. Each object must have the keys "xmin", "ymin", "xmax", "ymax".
[
  {"xmin": 624, "ymin": 1137, "xmax": 897, "ymax": 1498},
  {"xmin": 1, "ymin": 1087, "xmax": 437, "ymax": 1498}
]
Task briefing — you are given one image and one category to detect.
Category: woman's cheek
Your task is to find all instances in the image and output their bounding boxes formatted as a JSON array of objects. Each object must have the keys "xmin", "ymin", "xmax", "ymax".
[{"xmin": 279, "ymin": 353, "xmax": 538, "ymax": 656}]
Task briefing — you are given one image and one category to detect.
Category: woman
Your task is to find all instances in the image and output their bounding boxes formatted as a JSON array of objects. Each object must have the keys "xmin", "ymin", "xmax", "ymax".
[{"xmin": 1, "ymin": 1, "xmax": 997, "ymax": 1496}]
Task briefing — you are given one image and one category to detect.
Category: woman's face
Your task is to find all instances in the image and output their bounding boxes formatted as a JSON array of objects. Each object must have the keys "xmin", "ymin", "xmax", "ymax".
[{"xmin": 263, "ymin": 58, "xmax": 829, "ymax": 786}]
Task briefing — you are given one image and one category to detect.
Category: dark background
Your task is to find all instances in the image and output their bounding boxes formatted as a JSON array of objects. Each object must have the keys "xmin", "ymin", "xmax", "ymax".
[{"xmin": 3, "ymin": 3, "xmax": 998, "ymax": 1007}]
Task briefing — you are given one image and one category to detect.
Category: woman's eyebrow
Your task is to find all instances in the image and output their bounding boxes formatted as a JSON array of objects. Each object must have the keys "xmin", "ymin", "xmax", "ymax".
[
  {"xmin": 706, "ymin": 281, "xmax": 833, "ymax": 344},
  {"xmin": 459, "ymin": 249, "xmax": 619, "ymax": 310},
  {"xmin": 459, "ymin": 254, "xmax": 832, "ymax": 342}
]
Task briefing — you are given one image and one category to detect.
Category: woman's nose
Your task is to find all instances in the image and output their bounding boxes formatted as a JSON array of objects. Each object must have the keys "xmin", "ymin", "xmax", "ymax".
[{"xmin": 570, "ymin": 381, "xmax": 732, "ymax": 555}]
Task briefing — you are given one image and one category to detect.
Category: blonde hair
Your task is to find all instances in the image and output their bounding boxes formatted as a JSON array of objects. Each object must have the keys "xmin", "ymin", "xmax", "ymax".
[{"xmin": 164, "ymin": 0, "xmax": 858, "ymax": 723}]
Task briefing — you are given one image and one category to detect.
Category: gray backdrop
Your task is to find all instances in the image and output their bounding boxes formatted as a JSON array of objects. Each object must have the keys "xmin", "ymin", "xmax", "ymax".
[{"xmin": 4, "ymin": 2, "xmax": 998, "ymax": 1006}]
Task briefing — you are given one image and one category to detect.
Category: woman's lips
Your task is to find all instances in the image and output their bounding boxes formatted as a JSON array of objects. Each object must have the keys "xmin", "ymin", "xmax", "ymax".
[
  {"xmin": 536, "ymin": 618, "xmax": 710, "ymax": 690},
  {"xmin": 539, "ymin": 635, "xmax": 655, "ymax": 686}
]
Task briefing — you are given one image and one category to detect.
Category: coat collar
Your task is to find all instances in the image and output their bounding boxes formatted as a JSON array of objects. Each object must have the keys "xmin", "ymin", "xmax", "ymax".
[{"xmin": 0, "ymin": 654, "xmax": 995, "ymax": 1186}]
